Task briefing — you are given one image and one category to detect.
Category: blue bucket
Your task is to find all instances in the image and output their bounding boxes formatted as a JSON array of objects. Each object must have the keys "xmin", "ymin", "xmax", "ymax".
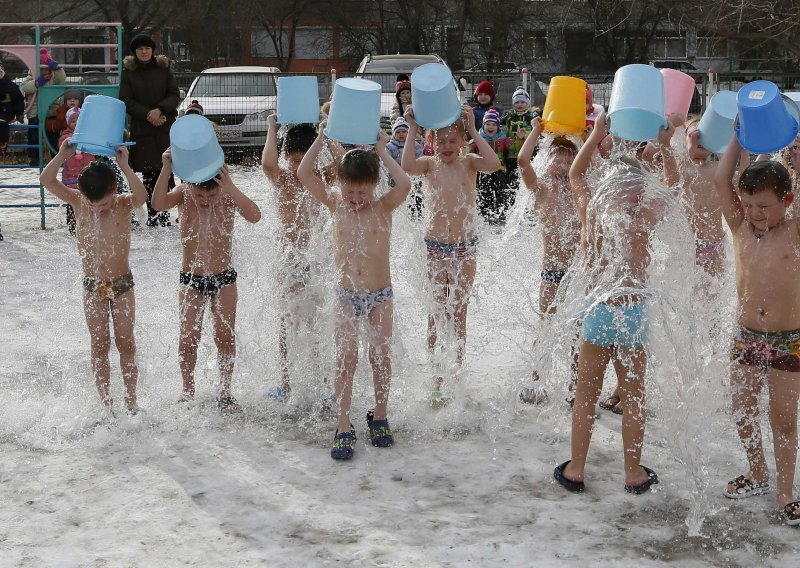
[
  {"xmin": 736, "ymin": 81, "xmax": 799, "ymax": 154},
  {"xmin": 277, "ymin": 76, "xmax": 320, "ymax": 124},
  {"xmin": 324, "ymin": 78, "xmax": 381, "ymax": 145},
  {"xmin": 70, "ymin": 95, "xmax": 134, "ymax": 157},
  {"xmin": 697, "ymin": 91, "xmax": 738, "ymax": 154},
  {"xmin": 411, "ymin": 62, "xmax": 461, "ymax": 130},
  {"xmin": 607, "ymin": 64, "xmax": 667, "ymax": 142},
  {"xmin": 170, "ymin": 115, "xmax": 224, "ymax": 183}
]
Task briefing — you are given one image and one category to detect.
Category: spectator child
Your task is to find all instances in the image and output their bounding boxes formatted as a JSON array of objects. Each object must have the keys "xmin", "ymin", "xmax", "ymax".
[
  {"xmin": 391, "ymin": 79, "xmax": 412, "ymax": 122},
  {"xmin": 471, "ymin": 108, "xmax": 512, "ymax": 224},
  {"xmin": 501, "ymin": 87, "xmax": 538, "ymax": 175},
  {"xmin": 471, "ymin": 81, "xmax": 502, "ymax": 125},
  {"xmin": 58, "ymin": 108, "xmax": 95, "ymax": 234}
]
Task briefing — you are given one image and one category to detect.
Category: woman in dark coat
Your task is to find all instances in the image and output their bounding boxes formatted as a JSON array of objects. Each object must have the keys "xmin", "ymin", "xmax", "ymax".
[{"xmin": 119, "ymin": 34, "xmax": 180, "ymax": 226}]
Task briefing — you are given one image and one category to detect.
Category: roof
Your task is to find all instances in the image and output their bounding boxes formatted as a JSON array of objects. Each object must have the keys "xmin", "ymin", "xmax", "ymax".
[{"xmin": 200, "ymin": 66, "xmax": 281, "ymax": 74}]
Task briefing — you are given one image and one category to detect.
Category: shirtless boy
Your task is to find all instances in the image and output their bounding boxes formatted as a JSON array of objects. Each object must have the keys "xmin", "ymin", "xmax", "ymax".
[
  {"xmin": 714, "ymin": 137, "xmax": 800, "ymax": 526},
  {"xmin": 401, "ymin": 106, "xmax": 501, "ymax": 404},
  {"xmin": 298, "ymin": 126, "xmax": 411, "ymax": 460},
  {"xmin": 153, "ymin": 152, "xmax": 261, "ymax": 413},
  {"xmin": 41, "ymin": 139, "xmax": 148, "ymax": 415}
]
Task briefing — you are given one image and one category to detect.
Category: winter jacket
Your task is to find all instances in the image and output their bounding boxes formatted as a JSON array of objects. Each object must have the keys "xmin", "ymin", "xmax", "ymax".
[
  {"xmin": 390, "ymin": 97, "xmax": 411, "ymax": 123},
  {"xmin": 470, "ymin": 128, "xmax": 511, "ymax": 171},
  {"xmin": 59, "ymin": 128, "xmax": 94, "ymax": 187},
  {"xmin": 471, "ymin": 102, "xmax": 503, "ymax": 127},
  {"xmin": 0, "ymin": 74, "xmax": 24, "ymax": 122},
  {"xmin": 387, "ymin": 137, "xmax": 422, "ymax": 165},
  {"xmin": 119, "ymin": 54, "xmax": 180, "ymax": 172},
  {"xmin": 21, "ymin": 67, "xmax": 66, "ymax": 119},
  {"xmin": 501, "ymin": 109, "xmax": 537, "ymax": 160}
]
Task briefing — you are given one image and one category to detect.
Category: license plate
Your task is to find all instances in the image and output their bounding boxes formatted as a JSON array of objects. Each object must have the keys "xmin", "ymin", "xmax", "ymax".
[{"xmin": 216, "ymin": 129, "xmax": 241, "ymax": 140}]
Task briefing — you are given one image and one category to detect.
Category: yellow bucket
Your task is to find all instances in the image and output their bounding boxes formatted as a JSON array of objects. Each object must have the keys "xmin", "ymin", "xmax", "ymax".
[{"xmin": 542, "ymin": 76, "xmax": 588, "ymax": 135}]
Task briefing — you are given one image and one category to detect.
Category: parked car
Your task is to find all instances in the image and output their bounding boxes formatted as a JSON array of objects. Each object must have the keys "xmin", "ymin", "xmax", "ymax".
[
  {"xmin": 462, "ymin": 61, "xmax": 522, "ymax": 73},
  {"xmin": 650, "ymin": 60, "xmax": 700, "ymax": 74},
  {"xmin": 177, "ymin": 66, "xmax": 280, "ymax": 151}
]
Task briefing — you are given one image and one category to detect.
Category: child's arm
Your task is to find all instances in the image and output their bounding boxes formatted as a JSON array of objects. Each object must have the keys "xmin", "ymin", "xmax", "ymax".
[
  {"xmin": 464, "ymin": 107, "xmax": 502, "ymax": 172},
  {"xmin": 517, "ymin": 117, "xmax": 543, "ymax": 192},
  {"xmin": 322, "ymin": 137, "xmax": 346, "ymax": 182},
  {"xmin": 401, "ymin": 107, "xmax": 430, "ymax": 175},
  {"xmin": 151, "ymin": 148, "xmax": 184, "ymax": 211},
  {"xmin": 713, "ymin": 135, "xmax": 746, "ymax": 230},
  {"xmin": 297, "ymin": 124, "xmax": 337, "ymax": 211},
  {"xmin": 114, "ymin": 146, "xmax": 148, "ymax": 208},
  {"xmin": 39, "ymin": 138, "xmax": 81, "ymax": 208},
  {"xmin": 657, "ymin": 113, "xmax": 681, "ymax": 188},
  {"xmin": 216, "ymin": 165, "xmax": 261, "ymax": 223},
  {"xmin": 261, "ymin": 113, "xmax": 281, "ymax": 184},
  {"xmin": 570, "ymin": 112, "xmax": 607, "ymax": 248},
  {"xmin": 375, "ymin": 131, "xmax": 412, "ymax": 211}
]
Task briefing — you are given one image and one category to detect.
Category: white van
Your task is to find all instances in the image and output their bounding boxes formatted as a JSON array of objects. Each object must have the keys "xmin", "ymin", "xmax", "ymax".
[{"xmin": 177, "ymin": 66, "xmax": 280, "ymax": 150}]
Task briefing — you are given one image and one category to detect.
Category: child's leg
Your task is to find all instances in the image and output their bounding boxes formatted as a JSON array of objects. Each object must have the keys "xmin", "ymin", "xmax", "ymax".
[
  {"xmin": 83, "ymin": 292, "xmax": 112, "ymax": 407},
  {"xmin": 278, "ymin": 282, "xmax": 303, "ymax": 392},
  {"xmin": 729, "ymin": 363, "xmax": 769, "ymax": 489},
  {"xmin": 334, "ymin": 307, "xmax": 359, "ymax": 432},
  {"xmin": 210, "ymin": 284, "xmax": 237, "ymax": 402},
  {"xmin": 367, "ymin": 300, "xmax": 393, "ymax": 421},
  {"xmin": 426, "ymin": 254, "xmax": 450, "ymax": 356},
  {"xmin": 538, "ymin": 281, "xmax": 559, "ymax": 317},
  {"xmin": 110, "ymin": 290, "xmax": 138, "ymax": 411},
  {"xmin": 767, "ymin": 368, "xmax": 800, "ymax": 507},
  {"xmin": 178, "ymin": 287, "xmax": 205, "ymax": 398},
  {"xmin": 613, "ymin": 346, "xmax": 651, "ymax": 486},
  {"xmin": 564, "ymin": 340, "xmax": 613, "ymax": 481},
  {"xmin": 452, "ymin": 255, "xmax": 477, "ymax": 367}
]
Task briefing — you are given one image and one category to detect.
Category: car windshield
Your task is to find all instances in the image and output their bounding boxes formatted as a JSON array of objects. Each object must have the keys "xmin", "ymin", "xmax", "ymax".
[{"xmin": 192, "ymin": 73, "xmax": 277, "ymax": 97}]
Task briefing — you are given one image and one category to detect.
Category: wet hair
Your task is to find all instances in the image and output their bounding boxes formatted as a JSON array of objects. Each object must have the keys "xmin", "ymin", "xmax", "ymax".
[
  {"xmin": 338, "ymin": 148, "xmax": 380, "ymax": 186},
  {"xmin": 77, "ymin": 161, "xmax": 117, "ymax": 202},
  {"xmin": 550, "ymin": 136, "xmax": 578, "ymax": 157},
  {"xmin": 193, "ymin": 177, "xmax": 219, "ymax": 191},
  {"xmin": 739, "ymin": 160, "xmax": 792, "ymax": 199},
  {"xmin": 434, "ymin": 119, "xmax": 466, "ymax": 138},
  {"xmin": 281, "ymin": 123, "xmax": 317, "ymax": 155}
]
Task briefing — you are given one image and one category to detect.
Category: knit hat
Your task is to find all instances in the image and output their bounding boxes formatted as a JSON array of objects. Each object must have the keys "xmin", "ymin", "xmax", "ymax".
[
  {"xmin": 482, "ymin": 108, "xmax": 501, "ymax": 125},
  {"xmin": 392, "ymin": 116, "xmax": 409, "ymax": 134},
  {"xmin": 66, "ymin": 107, "xmax": 80, "ymax": 125},
  {"xmin": 185, "ymin": 100, "xmax": 204, "ymax": 115},
  {"xmin": 396, "ymin": 80, "xmax": 411, "ymax": 97},
  {"xmin": 130, "ymin": 34, "xmax": 156, "ymax": 53},
  {"xmin": 63, "ymin": 89, "xmax": 81, "ymax": 100},
  {"xmin": 474, "ymin": 81, "xmax": 494, "ymax": 100},
  {"xmin": 39, "ymin": 48, "xmax": 53, "ymax": 66},
  {"xmin": 512, "ymin": 87, "xmax": 531, "ymax": 106}
]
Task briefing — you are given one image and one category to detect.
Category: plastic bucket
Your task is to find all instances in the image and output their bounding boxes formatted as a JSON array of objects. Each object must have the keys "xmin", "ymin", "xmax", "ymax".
[
  {"xmin": 410, "ymin": 62, "xmax": 461, "ymax": 129},
  {"xmin": 170, "ymin": 115, "xmax": 224, "ymax": 183},
  {"xmin": 696, "ymin": 90, "xmax": 737, "ymax": 154},
  {"xmin": 324, "ymin": 78, "xmax": 382, "ymax": 145},
  {"xmin": 608, "ymin": 64, "xmax": 666, "ymax": 141},
  {"xmin": 70, "ymin": 95, "xmax": 134, "ymax": 157},
  {"xmin": 735, "ymin": 80, "xmax": 799, "ymax": 154},
  {"xmin": 541, "ymin": 76, "xmax": 587, "ymax": 135},
  {"xmin": 277, "ymin": 76, "xmax": 320, "ymax": 124},
  {"xmin": 661, "ymin": 68, "xmax": 695, "ymax": 119}
]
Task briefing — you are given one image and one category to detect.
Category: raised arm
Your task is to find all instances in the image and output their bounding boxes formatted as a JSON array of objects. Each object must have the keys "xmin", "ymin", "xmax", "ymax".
[
  {"xmin": 216, "ymin": 165, "xmax": 261, "ymax": 223},
  {"xmin": 570, "ymin": 112, "xmax": 606, "ymax": 249},
  {"xmin": 322, "ymin": 137, "xmax": 346, "ymax": 183},
  {"xmin": 401, "ymin": 107, "xmax": 430, "ymax": 176},
  {"xmin": 375, "ymin": 130, "xmax": 411, "ymax": 211},
  {"xmin": 464, "ymin": 107, "xmax": 502, "ymax": 173},
  {"xmin": 713, "ymin": 135, "xmax": 746, "ymax": 230},
  {"xmin": 40, "ymin": 138, "xmax": 81, "ymax": 208},
  {"xmin": 151, "ymin": 148, "xmax": 184, "ymax": 211},
  {"xmin": 261, "ymin": 113, "xmax": 281, "ymax": 183},
  {"xmin": 657, "ymin": 113, "xmax": 682, "ymax": 188},
  {"xmin": 297, "ymin": 124, "xmax": 336, "ymax": 211},
  {"xmin": 114, "ymin": 146, "xmax": 148, "ymax": 208},
  {"xmin": 517, "ymin": 117, "xmax": 543, "ymax": 192}
]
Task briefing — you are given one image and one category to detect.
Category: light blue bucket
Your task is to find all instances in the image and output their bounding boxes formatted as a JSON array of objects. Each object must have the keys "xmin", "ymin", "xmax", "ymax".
[
  {"xmin": 70, "ymin": 95, "xmax": 134, "ymax": 157},
  {"xmin": 277, "ymin": 76, "xmax": 320, "ymax": 124},
  {"xmin": 607, "ymin": 64, "xmax": 666, "ymax": 142},
  {"xmin": 411, "ymin": 62, "xmax": 461, "ymax": 130},
  {"xmin": 324, "ymin": 78, "xmax": 381, "ymax": 145},
  {"xmin": 697, "ymin": 90, "xmax": 738, "ymax": 154},
  {"xmin": 170, "ymin": 115, "xmax": 224, "ymax": 183},
  {"xmin": 736, "ymin": 81, "xmax": 799, "ymax": 154}
]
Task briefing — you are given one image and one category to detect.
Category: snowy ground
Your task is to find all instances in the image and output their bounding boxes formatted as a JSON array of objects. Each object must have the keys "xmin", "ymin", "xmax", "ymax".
[{"xmin": 0, "ymin": 164, "xmax": 798, "ymax": 567}]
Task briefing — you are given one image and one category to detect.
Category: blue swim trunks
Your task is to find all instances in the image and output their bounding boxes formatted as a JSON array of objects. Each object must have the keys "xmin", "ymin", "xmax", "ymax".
[{"xmin": 582, "ymin": 300, "xmax": 649, "ymax": 348}]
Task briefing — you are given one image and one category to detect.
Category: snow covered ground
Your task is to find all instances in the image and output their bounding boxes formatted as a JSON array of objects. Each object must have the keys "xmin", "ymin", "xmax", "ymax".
[{"xmin": 0, "ymin": 164, "xmax": 798, "ymax": 567}]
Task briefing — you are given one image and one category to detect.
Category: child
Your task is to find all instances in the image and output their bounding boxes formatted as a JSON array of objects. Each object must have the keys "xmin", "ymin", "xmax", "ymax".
[
  {"xmin": 714, "ymin": 137, "xmax": 800, "ymax": 526},
  {"xmin": 391, "ymin": 79, "xmax": 412, "ymax": 122},
  {"xmin": 515, "ymin": 118, "xmax": 580, "ymax": 404},
  {"xmin": 58, "ymin": 108, "xmax": 95, "ymax": 235},
  {"xmin": 40, "ymin": 139, "xmax": 148, "ymax": 415},
  {"xmin": 472, "ymin": 108, "xmax": 512, "ymax": 224},
  {"xmin": 297, "ymin": 125, "xmax": 412, "ymax": 460},
  {"xmin": 184, "ymin": 100, "xmax": 203, "ymax": 116},
  {"xmin": 402, "ymin": 106, "xmax": 501, "ymax": 403},
  {"xmin": 501, "ymin": 87, "xmax": 537, "ymax": 176},
  {"xmin": 152, "ymin": 152, "xmax": 262, "ymax": 413},
  {"xmin": 262, "ymin": 114, "xmax": 341, "ymax": 400},
  {"xmin": 554, "ymin": 112, "xmax": 680, "ymax": 494},
  {"xmin": 471, "ymin": 81, "xmax": 501, "ymax": 125},
  {"xmin": 387, "ymin": 116, "xmax": 424, "ymax": 217}
]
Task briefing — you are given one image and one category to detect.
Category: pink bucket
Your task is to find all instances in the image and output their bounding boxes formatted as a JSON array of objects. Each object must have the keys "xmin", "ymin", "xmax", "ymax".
[{"xmin": 661, "ymin": 69, "xmax": 695, "ymax": 119}]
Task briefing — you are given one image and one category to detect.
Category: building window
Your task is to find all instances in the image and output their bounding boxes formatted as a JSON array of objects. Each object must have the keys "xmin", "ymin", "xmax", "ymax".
[
  {"xmin": 651, "ymin": 36, "xmax": 687, "ymax": 59},
  {"xmin": 252, "ymin": 28, "xmax": 289, "ymax": 58},
  {"xmin": 527, "ymin": 35, "xmax": 547, "ymax": 60},
  {"xmin": 697, "ymin": 37, "xmax": 727, "ymax": 58},
  {"xmin": 295, "ymin": 27, "xmax": 333, "ymax": 60}
]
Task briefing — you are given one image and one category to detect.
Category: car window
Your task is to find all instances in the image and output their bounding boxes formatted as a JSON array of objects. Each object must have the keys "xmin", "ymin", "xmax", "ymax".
[
  {"xmin": 360, "ymin": 59, "xmax": 437, "ymax": 73},
  {"xmin": 192, "ymin": 74, "xmax": 277, "ymax": 97}
]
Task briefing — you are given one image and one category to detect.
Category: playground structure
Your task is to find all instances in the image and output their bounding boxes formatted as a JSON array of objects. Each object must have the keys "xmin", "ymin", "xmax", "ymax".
[{"xmin": 0, "ymin": 22, "xmax": 123, "ymax": 235}]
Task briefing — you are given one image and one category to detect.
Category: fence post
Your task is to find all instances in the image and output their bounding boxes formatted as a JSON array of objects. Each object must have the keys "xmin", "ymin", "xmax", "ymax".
[{"xmin": 522, "ymin": 68, "xmax": 529, "ymax": 93}]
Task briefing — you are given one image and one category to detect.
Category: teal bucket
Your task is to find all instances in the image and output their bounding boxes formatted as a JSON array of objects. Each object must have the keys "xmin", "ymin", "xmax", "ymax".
[
  {"xmin": 277, "ymin": 76, "xmax": 320, "ymax": 124},
  {"xmin": 170, "ymin": 115, "xmax": 224, "ymax": 183},
  {"xmin": 697, "ymin": 91, "xmax": 737, "ymax": 155},
  {"xmin": 607, "ymin": 64, "xmax": 666, "ymax": 142},
  {"xmin": 324, "ymin": 78, "xmax": 381, "ymax": 145},
  {"xmin": 736, "ymin": 81, "xmax": 799, "ymax": 154},
  {"xmin": 410, "ymin": 62, "xmax": 461, "ymax": 130},
  {"xmin": 70, "ymin": 95, "xmax": 134, "ymax": 157}
]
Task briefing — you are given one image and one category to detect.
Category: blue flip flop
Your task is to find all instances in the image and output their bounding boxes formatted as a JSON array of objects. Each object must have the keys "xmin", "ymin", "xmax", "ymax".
[
  {"xmin": 554, "ymin": 460, "xmax": 585, "ymax": 492},
  {"xmin": 624, "ymin": 465, "xmax": 659, "ymax": 494}
]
